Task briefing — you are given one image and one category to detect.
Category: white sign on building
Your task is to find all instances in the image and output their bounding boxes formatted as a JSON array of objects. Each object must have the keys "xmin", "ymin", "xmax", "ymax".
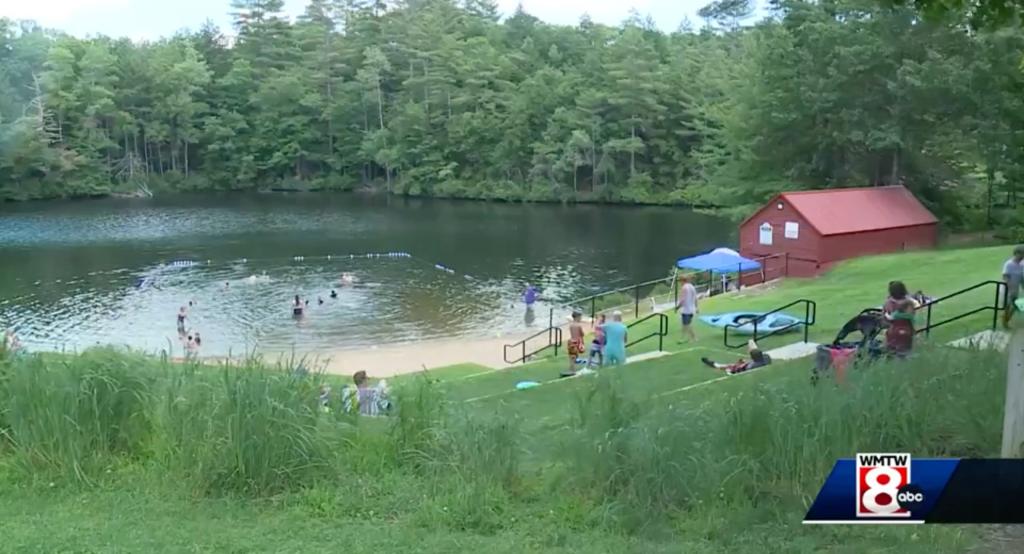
[{"xmin": 785, "ymin": 221, "xmax": 799, "ymax": 239}]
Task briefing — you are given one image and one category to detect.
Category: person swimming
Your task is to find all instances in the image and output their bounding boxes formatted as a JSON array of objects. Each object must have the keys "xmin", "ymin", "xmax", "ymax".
[
  {"xmin": 318, "ymin": 296, "xmax": 324, "ymax": 305},
  {"xmin": 177, "ymin": 306, "xmax": 187, "ymax": 333},
  {"xmin": 340, "ymin": 272, "xmax": 356, "ymax": 286},
  {"xmin": 293, "ymin": 295, "xmax": 304, "ymax": 317},
  {"xmin": 330, "ymin": 289, "xmax": 338, "ymax": 299}
]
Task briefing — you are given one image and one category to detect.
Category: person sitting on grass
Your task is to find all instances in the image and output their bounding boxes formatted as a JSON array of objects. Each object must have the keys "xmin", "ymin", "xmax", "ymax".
[
  {"xmin": 342, "ymin": 370, "xmax": 392, "ymax": 416},
  {"xmin": 701, "ymin": 339, "xmax": 771, "ymax": 375},
  {"xmin": 3, "ymin": 328, "xmax": 22, "ymax": 355}
]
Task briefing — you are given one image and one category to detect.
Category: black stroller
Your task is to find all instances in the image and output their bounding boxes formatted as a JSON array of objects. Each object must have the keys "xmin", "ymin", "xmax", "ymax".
[{"xmin": 812, "ymin": 308, "xmax": 887, "ymax": 384}]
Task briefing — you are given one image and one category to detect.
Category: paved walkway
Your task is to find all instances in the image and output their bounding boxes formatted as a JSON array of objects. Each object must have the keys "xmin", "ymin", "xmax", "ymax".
[{"xmin": 948, "ymin": 329, "xmax": 1010, "ymax": 351}]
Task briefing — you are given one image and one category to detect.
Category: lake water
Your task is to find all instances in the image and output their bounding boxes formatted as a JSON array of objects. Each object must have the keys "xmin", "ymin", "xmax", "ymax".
[{"xmin": 0, "ymin": 193, "xmax": 731, "ymax": 355}]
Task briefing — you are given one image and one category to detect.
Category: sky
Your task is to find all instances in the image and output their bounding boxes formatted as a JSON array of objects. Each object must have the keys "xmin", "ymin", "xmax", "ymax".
[{"xmin": 0, "ymin": 0, "xmax": 715, "ymax": 41}]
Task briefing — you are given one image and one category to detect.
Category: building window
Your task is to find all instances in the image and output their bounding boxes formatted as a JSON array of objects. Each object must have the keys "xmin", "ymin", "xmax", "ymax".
[{"xmin": 759, "ymin": 222, "xmax": 773, "ymax": 245}]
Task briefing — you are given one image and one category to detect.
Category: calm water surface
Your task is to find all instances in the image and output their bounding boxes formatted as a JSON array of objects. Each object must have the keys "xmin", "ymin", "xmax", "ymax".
[{"xmin": 0, "ymin": 193, "xmax": 732, "ymax": 355}]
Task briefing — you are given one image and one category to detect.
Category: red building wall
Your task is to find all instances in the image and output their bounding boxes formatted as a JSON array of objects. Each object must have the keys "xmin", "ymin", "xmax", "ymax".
[
  {"xmin": 817, "ymin": 224, "xmax": 938, "ymax": 264},
  {"xmin": 739, "ymin": 201, "xmax": 822, "ymax": 278},
  {"xmin": 739, "ymin": 200, "xmax": 938, "ymax": 279}
]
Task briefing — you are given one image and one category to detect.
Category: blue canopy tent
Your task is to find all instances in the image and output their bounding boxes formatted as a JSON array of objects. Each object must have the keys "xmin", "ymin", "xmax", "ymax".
[
  {"xmin": 676, "ymin": 247, "xmax": 761, "ymax": 273},
  {"xmin": 675, "ymin": 248, "xmax": 762, "ymax": 295}
]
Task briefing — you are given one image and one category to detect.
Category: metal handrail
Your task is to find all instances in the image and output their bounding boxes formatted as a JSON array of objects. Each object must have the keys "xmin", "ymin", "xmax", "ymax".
[
  {"xmin": 548, "ymin": 275, "xmax": 675, "ymax": 330},
  {"xmin": 724, "ymin": 298, "xmax": 816, "ymax": 348},
  {"xmin": 916, "ymin": 280, "xmax": 1006, "ymax": 337},
  {"xmin": 626, "ymin": 312, "xmax": 670, "ymax": 351},
  {"xmin": 503, "ymin": 326, "xmax": 563, "ymax": 365}
]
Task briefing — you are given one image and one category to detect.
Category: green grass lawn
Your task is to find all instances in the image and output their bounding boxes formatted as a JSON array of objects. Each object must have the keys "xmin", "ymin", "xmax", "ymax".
[
  {"xmin": 433, "ymin": 244, "xmax": 1010, "ymax": 428},
  {"xmin": 0, "ymin": 245, "xmax": 1014, "ymax": 553}
]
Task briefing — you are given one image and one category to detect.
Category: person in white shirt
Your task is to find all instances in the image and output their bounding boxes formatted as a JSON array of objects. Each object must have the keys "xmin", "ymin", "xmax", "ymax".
[
  {"xmin": 1003, "ymin": 245, "xmax": 1024, "ymax": 329},
  {"xmin": 677, "ymin": 275, "xmax": 699, "ymax": 342}
]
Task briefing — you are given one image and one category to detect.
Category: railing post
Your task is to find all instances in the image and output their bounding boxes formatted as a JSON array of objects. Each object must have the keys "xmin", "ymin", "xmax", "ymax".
[
  {"xmin": 548, "ymin": 308, "xmax": 554, "ymax": 344},
  {"xmin": 803, "ymin": 301, "xmax": 809, "ymax": 343},
  {"xmin": 591, "ymin": 297, "xmax": 596, "ymax": 324},
  {"xmin": 994, "ymin": 282, "xmax": 1003, "ymax": 331},
  {"xmin": 634, "ymin": 285, "xmax": 640, "ymax": 319},
  {"xmin": 926, "ymin": 302, "xmax": 933, "ymax": 337},
  {"xmin": 522, "ymin": 342, "xmax": 526, "ymax": 365}
]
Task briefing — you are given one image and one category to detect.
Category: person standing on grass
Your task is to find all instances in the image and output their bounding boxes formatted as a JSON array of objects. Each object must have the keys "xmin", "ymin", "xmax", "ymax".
[
  {"xmin": 1003, "ymin": 246, "xmax": 1024, "ymax": 329},
  {"xmin": 564, "ymin": 311, "xmax": 585, "ymax": 376},
  {"xmin": 677, "ymin": 275, "xmax": 698, "ymax": 343},
  {"xmin": 602, "ymin": 311, "xmax": 628, "ymax": 367}
]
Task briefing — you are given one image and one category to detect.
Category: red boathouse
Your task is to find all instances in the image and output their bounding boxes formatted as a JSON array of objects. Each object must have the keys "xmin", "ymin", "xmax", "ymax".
[{"xmin": 739, "ymin": 186, "xmax": 938, "ymax": 278}]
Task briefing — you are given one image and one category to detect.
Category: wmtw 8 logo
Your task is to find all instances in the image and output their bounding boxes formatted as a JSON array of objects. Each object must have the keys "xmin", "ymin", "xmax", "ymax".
[{"xmin": 856, "ymin": 453, "xmax": 913, "ymax": 517}]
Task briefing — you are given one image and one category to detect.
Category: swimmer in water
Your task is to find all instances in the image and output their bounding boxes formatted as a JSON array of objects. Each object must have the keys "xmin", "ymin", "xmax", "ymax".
[
  {"xmin": 293, "ymin": 295, "xmax": 304, "ymax": 317},
  {"xmin": 194, "ymin": 332, "xmax": 202, "ymax": 348},
  {"xmin": 177, "ymin": 306, "xmax": 187, "ymax": 333},
  {"xmin": 330, "ymin": 289, "xmax": 338, "ymax": 299},
  {"xmin": 340, "ymin": 272, "xmax": 355, "ymax": 286},
  {"xmin": 318, "ymin": 296, "xmax": 324, "ymax": 305}
]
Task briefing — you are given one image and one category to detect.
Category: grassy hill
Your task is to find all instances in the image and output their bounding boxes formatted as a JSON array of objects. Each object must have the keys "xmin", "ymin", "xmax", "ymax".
[{"xmin": 0, "ymin": 245, "xmax": 1014, "ymax": 553}]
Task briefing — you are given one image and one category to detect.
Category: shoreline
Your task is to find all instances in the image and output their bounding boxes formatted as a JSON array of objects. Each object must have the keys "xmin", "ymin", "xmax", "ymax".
[{"xmin": 216, "ymin": 330, "xmax": 548, "ymax": 378}]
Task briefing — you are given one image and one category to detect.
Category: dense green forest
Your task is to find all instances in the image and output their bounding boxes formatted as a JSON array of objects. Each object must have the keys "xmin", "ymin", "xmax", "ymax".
[{"xmin": 0, "ymin": 0, "xmax": 1022, "ymax": 225}]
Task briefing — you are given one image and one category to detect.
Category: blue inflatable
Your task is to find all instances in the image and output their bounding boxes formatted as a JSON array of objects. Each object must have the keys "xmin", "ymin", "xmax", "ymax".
[{"xmin": 699, "ymin": 312, "xmax": 802, "ymax": 335}]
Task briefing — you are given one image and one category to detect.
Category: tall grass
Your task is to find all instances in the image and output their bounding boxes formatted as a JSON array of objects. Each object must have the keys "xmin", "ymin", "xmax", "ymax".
[
  {"xmin": 564, "ymin": 346, "xmax": 1005, "ymax": 530},
  {"xmin": 0, "ymin": 343, "xmax": 1005, "ymax": 542},
  {"xmin": 151, "ymin": 358, "xmax": 335, "ymax": 496},
  {"xmin": 0, "ymin": 348, "xmax": 154, "ymax": 481},
  {"xmin": 388, "ymin": 376, "xmax": 525, "ymax": 532}
]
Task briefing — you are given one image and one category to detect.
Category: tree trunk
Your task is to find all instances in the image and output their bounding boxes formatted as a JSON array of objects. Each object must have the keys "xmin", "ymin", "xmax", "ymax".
[
  {"xmin": 376, "ymin": 81, "xmax": 385, "ymax": 131},
  {"xmin": 630, "ymin": 124, "xmax": 637, "ymax": 176},
  {"xmin": 326, "ymin": 79, "xmax": 334, "ymax": 157},
  {"xmin": 987, "ymin": 164, "xmax": 995, "ymax": 226},
  {"xmin": 890, "ymin": 145, "xmax": 900, "ymax": 186}
]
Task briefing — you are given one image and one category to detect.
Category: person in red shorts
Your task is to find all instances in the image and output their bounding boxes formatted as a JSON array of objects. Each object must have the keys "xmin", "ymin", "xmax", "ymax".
[{"xmin": 564, "ymin": 310, "xmax": 585, "ymax": 377}]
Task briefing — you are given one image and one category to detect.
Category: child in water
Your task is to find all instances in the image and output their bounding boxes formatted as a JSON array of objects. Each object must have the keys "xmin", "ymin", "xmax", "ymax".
[
  {"xmin": 330, "ymin": 290, "xmax": 338, "ymax": 299},
  {"xmin": 293, "ymin": 295, "xmax": 304, "ymax": 317},
  {"xmin": 177, "ymin": 306, "xmax": 187, "ymax": 333}
]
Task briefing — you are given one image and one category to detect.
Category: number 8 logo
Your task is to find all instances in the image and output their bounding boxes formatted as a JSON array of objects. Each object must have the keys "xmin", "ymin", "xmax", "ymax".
[{"xmin": 862, "ymin": 467, "xmax": 902, "ymax": 514}]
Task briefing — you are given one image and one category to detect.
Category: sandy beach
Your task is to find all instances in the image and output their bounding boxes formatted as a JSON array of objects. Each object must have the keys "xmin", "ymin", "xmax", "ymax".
[{"xmin": 258, "ymin": 331, "xmax": 547, "ymax": 377}]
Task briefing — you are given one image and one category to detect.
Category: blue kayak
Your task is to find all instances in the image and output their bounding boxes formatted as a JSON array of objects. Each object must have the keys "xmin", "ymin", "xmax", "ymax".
[{"xmin": 699, "ymin": 312, "xmax": 803, "ymax": 335}]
